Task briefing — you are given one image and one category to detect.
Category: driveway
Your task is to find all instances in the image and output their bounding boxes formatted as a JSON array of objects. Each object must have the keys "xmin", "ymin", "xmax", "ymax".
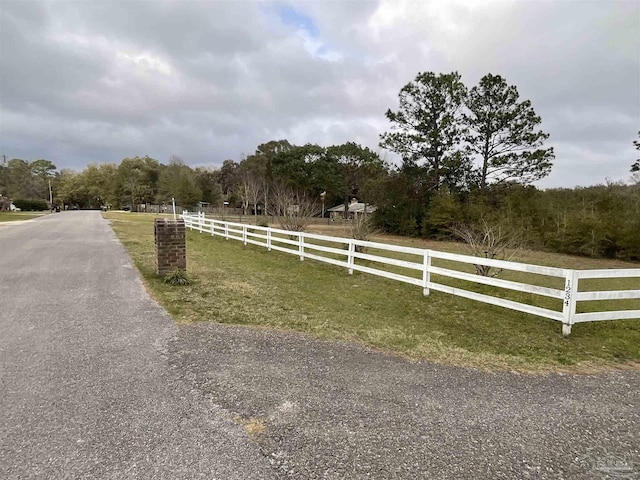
[
  {"xmin": 0, "ymin": 211, "xmax": 276, "ymax": 479},
  {"xmin": 1, "ymin": 211, "xmax": 638, "ymax": 479},
  {"xmin": 170, "ymin": 324, "xmax": 639, "ymax": 479}
]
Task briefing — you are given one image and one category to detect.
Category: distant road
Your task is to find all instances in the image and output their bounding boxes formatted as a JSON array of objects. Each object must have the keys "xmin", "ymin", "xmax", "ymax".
[{"xmin": 0, "ymin": 211, "xmax": 276, "ymax": 479}]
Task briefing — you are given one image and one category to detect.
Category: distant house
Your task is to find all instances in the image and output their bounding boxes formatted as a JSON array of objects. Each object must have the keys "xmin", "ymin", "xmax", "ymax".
[{"xmin": 326, "ymin": 198, "xmax": 376, "ymax": 220}]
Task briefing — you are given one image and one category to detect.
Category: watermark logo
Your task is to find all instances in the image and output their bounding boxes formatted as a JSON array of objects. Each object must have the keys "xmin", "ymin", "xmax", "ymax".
[{"xmin": 581, "ymin": 449, "xmax": 636, "ymax": 479}]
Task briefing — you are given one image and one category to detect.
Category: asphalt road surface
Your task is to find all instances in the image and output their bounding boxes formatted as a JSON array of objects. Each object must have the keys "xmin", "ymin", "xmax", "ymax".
[
  {"xmin": 0, "ymin": 212, "xmax": 277, "ymax": 479},
  {"xmin": 1, "ymin": 212, "xmax": 638, "ymax": 479}
]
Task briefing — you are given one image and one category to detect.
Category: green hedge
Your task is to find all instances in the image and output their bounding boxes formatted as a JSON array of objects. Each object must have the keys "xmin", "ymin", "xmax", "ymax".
[{"xmin": 13, "ymin": 199, "xmax": 49, "ymax": 211}]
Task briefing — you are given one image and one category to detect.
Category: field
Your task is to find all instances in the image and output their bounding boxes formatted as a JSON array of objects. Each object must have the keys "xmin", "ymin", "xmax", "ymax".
[
  {"xmin": 105, "ymin": 212, "xmax": 640, "ymax": 372},
  {"xmin": 0, "ymin": 211, "xmax": 48, "ymax": 222}
]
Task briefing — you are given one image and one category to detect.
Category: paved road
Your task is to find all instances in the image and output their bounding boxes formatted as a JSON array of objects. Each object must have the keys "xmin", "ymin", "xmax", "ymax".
[
  {"xmin": 0, "ymin": 212, "xmax": 276, "ymax": 479},
  {"xmin": 1, "ymin": 212, "xmax": 639, "ymax": 479},
  {"xmin": 171, "ymin": 325, "xmax": 639, "ymax": 480}
]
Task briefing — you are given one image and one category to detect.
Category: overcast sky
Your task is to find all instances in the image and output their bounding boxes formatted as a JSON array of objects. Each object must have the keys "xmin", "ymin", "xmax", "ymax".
[{"xmin": 1, "ymin": 0, "xmax": 638, "ymax": 188}]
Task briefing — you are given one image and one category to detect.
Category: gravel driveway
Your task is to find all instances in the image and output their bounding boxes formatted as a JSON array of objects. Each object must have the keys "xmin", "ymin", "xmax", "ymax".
[
  {"xmin": 1, "ymin": 211, "xmax": 638, "ymax": 479},
  {"xmin": 170, "ymin": 323, "xmax": 639, "ymax": 479}
]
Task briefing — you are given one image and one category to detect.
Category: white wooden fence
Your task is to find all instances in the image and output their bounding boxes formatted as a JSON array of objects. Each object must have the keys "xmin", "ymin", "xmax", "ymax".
[{"xmin": 182, "ymin": 212, "xmax": 640, "ymax": 336}]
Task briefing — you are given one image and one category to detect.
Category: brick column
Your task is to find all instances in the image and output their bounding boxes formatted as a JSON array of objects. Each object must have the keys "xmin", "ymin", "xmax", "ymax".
[{"xmin": 155, "ymin": 218, "xmax": 186, "ymax": 275}]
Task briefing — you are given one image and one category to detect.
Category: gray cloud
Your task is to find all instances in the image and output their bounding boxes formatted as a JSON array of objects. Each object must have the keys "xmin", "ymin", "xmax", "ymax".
[{"xmin": 0, "ymin": 0, "xmax": 638, "ymax": 188}]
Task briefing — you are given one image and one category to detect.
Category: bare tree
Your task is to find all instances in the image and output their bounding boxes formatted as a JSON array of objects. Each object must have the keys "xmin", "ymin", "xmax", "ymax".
[
  {"xmin": 350, "ymin": 214, "xmax": 380, "ymax": 253},
  {"xmin": 450, "ymin": 220, "xmax": 523, "ymax": 277},
  {"xmin": 268, "ymin": 185, "xmax": 320, "ymax": 232},
  {"xmin": 237, "ymin": 173, "xmax": 262, "ymax": 220}
]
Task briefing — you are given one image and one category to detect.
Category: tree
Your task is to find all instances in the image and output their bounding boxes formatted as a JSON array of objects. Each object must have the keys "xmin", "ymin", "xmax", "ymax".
[
  {"xmin": 236, "ymin": 160, "xmax": 262, "ymax": 217},
  {"xmin": 324, "ymin": 142, "xmax": 385, "ymax": 219},
  {"xmin": 4, "ymin": 159, "xmax": 38, "ymax": 199},
  {"xmin": 215, "ymin": 159, "xmax": 239, "ymax": 195},
  {"xmin": 632, "ymin": 131, "xmax": 639, "ymax": 173},
  {"xmin": 380, "ymin": 71, "xmax": 467, "ymax": 190},
  {"xmin": 30, "ymin": 159, "xmax": 57, "ymax": 201},
  {"xmin": 158, "ymin": 157, "xmax": 202, "ymax": 209},
  {"xmin": 450, "ymin": 219, "xmax": 523, "ymax": 277},
  {"xmin": 268, "ymin": 184, "xmax": 320, "ymax": 232},
  {"xmin": 369, "ymin": 166, "xmax": 426, "ymax": 236},
  {"xmin": 194, "ymin": 167, "xmax": 222, "ymax": 206},
  {"xmin": 464, "ymin": 74, "xmax": 554, "ymax": 188},
  {"xmin": 116, "ymin": 156, "xmax": 161, "ymax": 210},
  {"xmin": 270, "ymin": 143, "xmax": 325, "ymax": 191},
  {"xmin": 72, "ymin": 163, "xmax": 118, "ymax": 208},
  {"xmin": 57, "ymin": 170, "xmax": 90, "ymax": 208}
]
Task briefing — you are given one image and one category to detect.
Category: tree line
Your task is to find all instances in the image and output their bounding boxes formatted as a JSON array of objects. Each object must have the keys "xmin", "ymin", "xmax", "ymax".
[{"xmin": 1, "ymin": 71, "xmax": 638, "ymax": 260}]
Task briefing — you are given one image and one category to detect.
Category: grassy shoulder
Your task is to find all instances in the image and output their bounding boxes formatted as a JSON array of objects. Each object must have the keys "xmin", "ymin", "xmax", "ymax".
[
  {"xmin": 0, "ymin": 211, "xmax": 48, "ymax": 222},
  {"xmin": 105, "ymin": 212, "xmax": 640, "ymax": 373}
]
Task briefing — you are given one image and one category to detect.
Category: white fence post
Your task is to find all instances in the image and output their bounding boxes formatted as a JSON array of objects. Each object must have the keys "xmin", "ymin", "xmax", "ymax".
[
  {"xmin": 347, "ymin": 240, "xmax": 355, "ymax": 275},
  {"xmin": 199, "ymin": 212, "xmax": 204, "ymax": 232},
  {"xmin": 423, "ymin": 250, "xmax": 431, "ymax": 296},
  {"xmin": 225, "ymin": 222, "xmax": 229, "ymax": 240},
  {"xmin": 242, "ymin": 225, "xmax": 247, "ymax": 245},
  {"xmin": 267, "ymin": 229, "xmax": 272, "ymax": 251},
  {"xmin": 299, "ymin": 233, "xmax": 304, "ymax": 261},
  {"xmin": 561, "ymin": 270, "xmax": 579, "ymax": 336},
  {"xmin": 210, "ymin": 220, "xmax": 214, "ymax": 236}
]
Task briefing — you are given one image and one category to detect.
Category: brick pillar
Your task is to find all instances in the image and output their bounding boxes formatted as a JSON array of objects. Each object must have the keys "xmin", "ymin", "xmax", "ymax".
[{"xmin": 155, "ymin": 218, "xmax": 186, "ymax": 275}]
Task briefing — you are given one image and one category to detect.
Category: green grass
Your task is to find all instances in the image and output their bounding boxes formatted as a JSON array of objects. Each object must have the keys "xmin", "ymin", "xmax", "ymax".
[
  {"xmin": 0, "ymin": 211, "xmax": 48, "ymax": 222},
  {"xmin": 105, "ymin": 212, "xmax": 640, "ymax": 373}
]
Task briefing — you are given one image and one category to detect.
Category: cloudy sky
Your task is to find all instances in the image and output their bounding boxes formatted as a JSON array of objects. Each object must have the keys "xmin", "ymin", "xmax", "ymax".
[{"xmin": 1, "ymin": 0, "xmax": 638, "ymax": 188}]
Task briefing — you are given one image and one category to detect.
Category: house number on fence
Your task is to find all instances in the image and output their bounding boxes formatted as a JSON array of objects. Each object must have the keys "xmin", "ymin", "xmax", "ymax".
[{"xmin": 564, "ymin": 279, "xmax": 572, "ymax": 307}]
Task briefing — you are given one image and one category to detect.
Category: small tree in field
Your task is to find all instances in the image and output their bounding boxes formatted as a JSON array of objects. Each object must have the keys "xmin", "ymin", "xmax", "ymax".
[
  {"xmin": 450, "ymin": 220, "xmax": 523, "ymax": 277},
  {"xmin": 350, "ymin": 214, "xmax": 380, "ymax": 253},
  {"xmin": 268, "ymin": 185, "xmax": 320, "ymax": 232}
]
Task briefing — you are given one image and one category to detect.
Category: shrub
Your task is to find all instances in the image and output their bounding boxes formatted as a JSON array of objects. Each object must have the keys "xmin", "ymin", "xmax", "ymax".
[
  {"xmin": 163, "ymin": 269, "xmax": 192, "ymax": 286},
  {"xmin": 13, "ymin": 199, "xmax": 49, "ymax": 211},
  {"xmin": 450, "ymin": 220, "xmax": 524, "ymax": 277},
  {"xmin": 351, "ymin": 215, "xmax": 380, "ymax": 253}
]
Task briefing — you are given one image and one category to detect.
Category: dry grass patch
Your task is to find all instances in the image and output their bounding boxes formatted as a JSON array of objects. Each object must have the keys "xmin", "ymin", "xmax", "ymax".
[{"xmin": 235, "ymin": 416, "xmax": 268, "ymax": 440}]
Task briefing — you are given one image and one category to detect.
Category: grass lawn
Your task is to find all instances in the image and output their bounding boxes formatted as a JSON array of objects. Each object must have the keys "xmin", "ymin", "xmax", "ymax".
[
  {"xmin": 0, "ymin": 211, "xmax": 48, "ymax": 222},
  {"xmin": 105, "ymin": 212, "xmax": 640, "ymax": 373}
]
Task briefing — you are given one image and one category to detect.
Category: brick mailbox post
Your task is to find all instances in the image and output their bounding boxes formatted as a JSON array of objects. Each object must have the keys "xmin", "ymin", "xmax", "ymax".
[{"xmin": 154, "ymin": 218, "xmax": 186, "ymax": 275}]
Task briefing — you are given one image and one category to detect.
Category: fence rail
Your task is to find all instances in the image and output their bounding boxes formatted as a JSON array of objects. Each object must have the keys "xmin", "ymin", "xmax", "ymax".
[{"xmin": 182, "ymin": 212, "xmax": 640, "ymax": 336}]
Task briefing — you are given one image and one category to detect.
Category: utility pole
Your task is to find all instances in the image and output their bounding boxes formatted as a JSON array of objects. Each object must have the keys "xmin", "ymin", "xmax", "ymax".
[
  {"xmin": 48, "ymin": 179, "xmax": 53, "ymax": 206},
  {"xmin": 1, "ymin": 155, "xmax": 6, "ymax": 167}
]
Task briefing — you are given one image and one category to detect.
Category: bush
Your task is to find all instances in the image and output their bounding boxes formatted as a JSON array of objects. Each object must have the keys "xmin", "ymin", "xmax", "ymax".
[
  {"xmin": 351, "ymin": 215, "xmax": 380, "ymax": 253},
  {"xmin": 163, "ymin": 268, "xmax": 192, "ymax": 286},
  {"xmin": 13, "ymin": 199, "xmax": 49, "ymax": 211}
]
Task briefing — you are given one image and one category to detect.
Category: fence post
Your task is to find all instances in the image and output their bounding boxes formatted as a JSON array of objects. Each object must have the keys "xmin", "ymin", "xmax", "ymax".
[
  {"xmin": 299, "ymin": 233, "xmax": 304, "ymax": 261},
  {"xmin": 242, "ymin": 225, "xmax": 247, "ymax": 245},
  {"xmin": 199, "ymin": 212, "xmax": 204, "ymax": 232},
  {"xmin": 347, "ymin": 240, "xmax": 355, "ymax": 275},
  {"xmin": 423, "ymin": 250, "xmax": 431, "ymax": 296},
  {"xmin": 224, "ymin": 222, "xmax": 229, "ymax": 240},
  {"xmin": 210, "ymin": 220, "xmax": 214, "ymax": 236},
  {"xmin": 267, "ymin": 228, "xmax": 272, "ymax": 251},
  {"xmin": 561, "ymin": 270, "xmax": 579, "ymax": 336}
]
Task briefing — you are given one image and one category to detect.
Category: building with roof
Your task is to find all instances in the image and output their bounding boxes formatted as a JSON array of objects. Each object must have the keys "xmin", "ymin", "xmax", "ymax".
[{"xmin": 326, "ymin": 198, "xmax": 376, "ymax": 219}]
